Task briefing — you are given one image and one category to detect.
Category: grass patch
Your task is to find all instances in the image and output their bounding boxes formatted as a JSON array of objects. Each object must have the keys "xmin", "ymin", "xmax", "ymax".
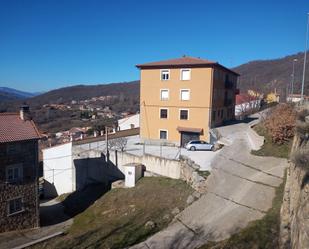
[
  {"xmin": 32, "ymin": 177, "xmax": 193, "ymax": 249},
  {"xmin": 197, "ymin": 170, "xmax": 210, "ymax": 179},
  {"xmin": 251, "ymin": 124, "xmax": 292, "ymax": 159},
  {"xmin": 55, "ymin": 193, "xmax": 70, "ymax": 203},
  {"xmin": 199, "ymin": 171, "xmax": 286, "ymax": 249}
]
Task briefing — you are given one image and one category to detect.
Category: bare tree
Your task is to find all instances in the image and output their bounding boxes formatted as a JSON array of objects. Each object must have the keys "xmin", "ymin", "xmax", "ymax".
[{"xmin": 108, "ymin": 137, "xmax": 128, "ymax": 152}]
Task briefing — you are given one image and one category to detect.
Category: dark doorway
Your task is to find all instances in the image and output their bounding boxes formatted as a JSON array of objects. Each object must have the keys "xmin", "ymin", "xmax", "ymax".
[{"xmin": 180, "ymin": 132, "xmax": 200, "ymax": 147}]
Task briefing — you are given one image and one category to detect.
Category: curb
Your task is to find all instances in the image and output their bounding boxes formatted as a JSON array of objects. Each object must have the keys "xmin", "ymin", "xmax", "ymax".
[{"xmin": 12, "ymin": 231, "xmax": 63, "ymax": 249}]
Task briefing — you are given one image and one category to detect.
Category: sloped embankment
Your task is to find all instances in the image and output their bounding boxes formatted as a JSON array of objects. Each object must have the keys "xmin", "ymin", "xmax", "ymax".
[{"xmin": 280, "ymin": 108, "xmax": 309, "ymax": 249}]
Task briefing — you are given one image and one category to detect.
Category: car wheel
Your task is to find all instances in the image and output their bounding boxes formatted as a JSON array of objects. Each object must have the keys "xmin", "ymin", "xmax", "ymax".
[{"xmin": 190, "ymin": 146, "xmax": 196, "ymax": 151}]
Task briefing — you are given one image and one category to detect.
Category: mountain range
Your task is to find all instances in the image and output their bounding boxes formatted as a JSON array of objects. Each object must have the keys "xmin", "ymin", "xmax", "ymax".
[
  {"xmin": 0, "ymin": 87, "xmax": 40, "ymax": 101},
  {"xmin": 1, "ymin": 51, "xmax": 309, "ymax": 107}
]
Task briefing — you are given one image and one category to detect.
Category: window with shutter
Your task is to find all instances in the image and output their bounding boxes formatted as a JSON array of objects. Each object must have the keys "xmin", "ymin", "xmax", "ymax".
[
  {"xmin": 160, "ymin": 89, "xmax": 169, "ymax": 100},
  {"xmin": 180, "ymin": 89, "xmax": 190, "ymax": 100},
  {"xmin": 181, "ymin": 69, "xmax": 191, "ymax": 80}
]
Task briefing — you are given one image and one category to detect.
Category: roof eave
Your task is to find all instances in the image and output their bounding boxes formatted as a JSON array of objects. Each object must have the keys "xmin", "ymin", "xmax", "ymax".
[
  {"xmin": 136, "ymin": 63, "xmax": 215, "ymax": 69},
  {"xmin": 136, "ymin": 63, "xmax": 240, "ymax": 76}
]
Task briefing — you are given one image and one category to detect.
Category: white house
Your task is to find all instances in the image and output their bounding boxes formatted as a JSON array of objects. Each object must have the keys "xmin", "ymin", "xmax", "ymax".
[
  {"xmin": 118, "ymin": 113, "xmax": 140, "ymax": 131},
  {"xmin": 287, "ymin": 94, "xmax": 309, "ymax": 103}
]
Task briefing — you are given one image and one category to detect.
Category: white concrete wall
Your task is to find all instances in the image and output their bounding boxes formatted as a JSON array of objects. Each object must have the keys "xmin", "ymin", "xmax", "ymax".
[
  {"xmin": 235, "ymin": 100, "xmax": 261, "ymax": 116},
  {"xmin": 109, "ymin": 151, "xmax": 181, "ymax": 179},
  {"xmin": 118, "ymin": 114, "xmax": 140, "ymax": 131},
  {"xmin": 42, "ymin": 142, "xmax": 73, "ymax": 197}
]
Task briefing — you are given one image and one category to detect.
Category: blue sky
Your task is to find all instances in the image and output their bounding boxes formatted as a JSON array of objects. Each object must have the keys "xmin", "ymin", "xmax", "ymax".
[{"xmin": 0, "ymin": 0, "xmax": 308, "ymax": 92}]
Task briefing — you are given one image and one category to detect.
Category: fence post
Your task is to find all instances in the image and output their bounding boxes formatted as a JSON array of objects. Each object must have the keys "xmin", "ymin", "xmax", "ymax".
[
  {"xmin": 52, "ymin": 169, "xmax": 54, "ymax": 184},
  {"xmin": 143, "ymin": 143, "xmax": 145, "ymax": 155}
]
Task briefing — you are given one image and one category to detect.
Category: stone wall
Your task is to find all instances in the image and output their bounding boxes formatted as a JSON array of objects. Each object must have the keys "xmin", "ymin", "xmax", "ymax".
[
  {"xmin": 280, "ymin": 111, "xmax": 309, "ymax": 249},
  {"xmin": 179, "ymin": 156, "xmax": 208, "ymax": 193},
  {"xmin": 0, "ymin": 140, "xmax": 39, "ymax": 233}
]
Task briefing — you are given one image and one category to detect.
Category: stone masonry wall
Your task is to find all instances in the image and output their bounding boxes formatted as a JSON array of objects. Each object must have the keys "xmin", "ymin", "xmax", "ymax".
[
  {"xmin": 0, "ymin": 140, "xmax": 39, "ymax": 233},
  {"xmin": 280, "ymin": 112, "xmax": 309, "ymax": 249}
]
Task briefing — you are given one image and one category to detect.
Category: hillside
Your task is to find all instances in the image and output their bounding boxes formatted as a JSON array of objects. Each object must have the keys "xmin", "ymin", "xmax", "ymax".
[
  {"xmin": 233, "ymin": 51, "xmax": 309, "ymax": 98},
  {"xmin": 28, "ymin": 81, "xmax": 140, "ymax": 106},
  {"xmin": 0, "ymin": 81, "xmax": 140, "ymax": 112},
  {"xmin": 0, "ymin": 81, "xmax": 140, "ymax": 133},
  {"xmin": 0, "ymin": 87, "xmax": 37, "ymax": 101}
]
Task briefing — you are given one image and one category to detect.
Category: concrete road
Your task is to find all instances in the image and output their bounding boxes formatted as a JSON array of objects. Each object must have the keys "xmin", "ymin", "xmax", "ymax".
[{"xmin": 130, "ymin": 121, "xmax": 287, "ymax": 249}]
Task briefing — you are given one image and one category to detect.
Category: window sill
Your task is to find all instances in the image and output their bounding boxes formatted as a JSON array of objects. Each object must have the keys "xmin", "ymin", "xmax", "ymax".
[
  {"xmin": 5, "ymin": 179, "xmax": 23, "ymax": 184},
  {"xmin": 7, "ymin": 209, "xmax": 25, "ymax": 217}
]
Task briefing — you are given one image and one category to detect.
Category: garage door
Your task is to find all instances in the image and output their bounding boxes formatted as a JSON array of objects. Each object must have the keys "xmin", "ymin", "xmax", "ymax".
[{"xmin": 181, "ymin": 132, "xmax": 200, "ymax": 147}]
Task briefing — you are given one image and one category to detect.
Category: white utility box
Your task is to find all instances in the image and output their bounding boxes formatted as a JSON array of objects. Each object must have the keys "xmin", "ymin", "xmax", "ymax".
[{"xmin": 123, "ymin": 163, "xmax": 143, "ymax": 188}]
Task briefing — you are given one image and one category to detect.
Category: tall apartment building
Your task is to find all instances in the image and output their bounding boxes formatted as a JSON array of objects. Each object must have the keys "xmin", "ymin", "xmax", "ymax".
[
  {"xmin": 0, "ymin": 106, "xmax": 40, "ymax": 233},
  {"xmin": 137, "ymin": 56, "xmax": 239, "ymax": 146}
]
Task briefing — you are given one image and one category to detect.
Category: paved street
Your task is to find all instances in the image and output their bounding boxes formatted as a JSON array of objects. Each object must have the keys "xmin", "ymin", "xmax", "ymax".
[{"xmin": 130, "ymin": 120, "xmax": 287, "ymax": 249}]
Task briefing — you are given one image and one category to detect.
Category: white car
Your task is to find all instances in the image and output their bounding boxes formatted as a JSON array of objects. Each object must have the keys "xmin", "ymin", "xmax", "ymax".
[{"xmin": 185, "ymin": 140, "xmax": 214, "ymax": 151}]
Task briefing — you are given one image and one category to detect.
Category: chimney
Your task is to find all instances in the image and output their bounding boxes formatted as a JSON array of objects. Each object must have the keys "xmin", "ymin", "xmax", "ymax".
[{"xmin": 20, "ymin": 105, "xmax": 31, "ymax": 121}]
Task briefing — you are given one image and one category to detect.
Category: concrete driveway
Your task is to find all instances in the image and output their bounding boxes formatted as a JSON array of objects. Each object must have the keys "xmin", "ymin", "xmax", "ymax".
[
  {"xmin": 130, "ymin": 120, "xmax": 287, "ymax": 249},
  {"xmin": 125, "ymin": 136, "xmax": 218, "ymax": 171}
]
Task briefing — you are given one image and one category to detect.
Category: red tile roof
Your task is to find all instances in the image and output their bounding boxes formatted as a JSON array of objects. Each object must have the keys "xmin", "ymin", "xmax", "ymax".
[
  {"xmin": 136, "ymin": 56, "xmax": 215, "ymax": 67},
  {"xmin": 0, "ymin": 113, "xmax": 41, "ymax": 143},
  {"xmin": 236, "ymin": 94, "xmax": 259, "ymax": 105},
  {"xmin": 136, "ymin": 56, "xmax": 239, "ymax": 75}
]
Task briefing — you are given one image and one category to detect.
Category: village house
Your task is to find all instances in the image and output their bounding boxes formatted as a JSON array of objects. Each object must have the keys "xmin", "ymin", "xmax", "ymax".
[
  {"xmin": 136, "ymin": 56, "xmax": 239, "ymax": 146},
  {"xmin": 117, "ymin": 113, "xmax": 140, "ymax": 131},
  {"xmin": 287, "ymin": 93, "xmax": 309, "ymax": 103},
  {"xmin": 0, "ymin": 106, "xmax": 40, "ymax": 233},
  {"xmin": 266, "ymin": 89, "xmax": 280, "ymax": 103}
]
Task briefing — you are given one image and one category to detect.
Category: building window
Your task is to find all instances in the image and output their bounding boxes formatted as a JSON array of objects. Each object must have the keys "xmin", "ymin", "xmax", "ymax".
[
  {"xmin": 161, "ymin": 70, "xmax": 170, "ymax": 80},
  {"xmin": 181, "ymin": 69, "xmax": 191, "ymax": 80},
  {"xmin": 159, "ymin": 130, "xmax": 168, "ymax": 139},
  {"xmin": 160, "ymin": 89, "xmax": 169, "ymax": 100},
  {"xmin": 6, "ymin": 164, "xmax": 23, "ymax": 183},
  {"xmin": 7, "ymin": 197, "xmax": 23, "ymax": 216},
  {"xmin": 7, "ymin": 143, "xmax": 21, "ymax": 155},
  {"xmin": 160, "ymin": 109, "xmax": 168, "ymax": 119},
  {"xmin": 180, "ymin": 89, "xmax": 190, "ymax": 101},
  {"xmin": 180, "ymin": 109, "xmax": 189, "ymax": 120}
]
